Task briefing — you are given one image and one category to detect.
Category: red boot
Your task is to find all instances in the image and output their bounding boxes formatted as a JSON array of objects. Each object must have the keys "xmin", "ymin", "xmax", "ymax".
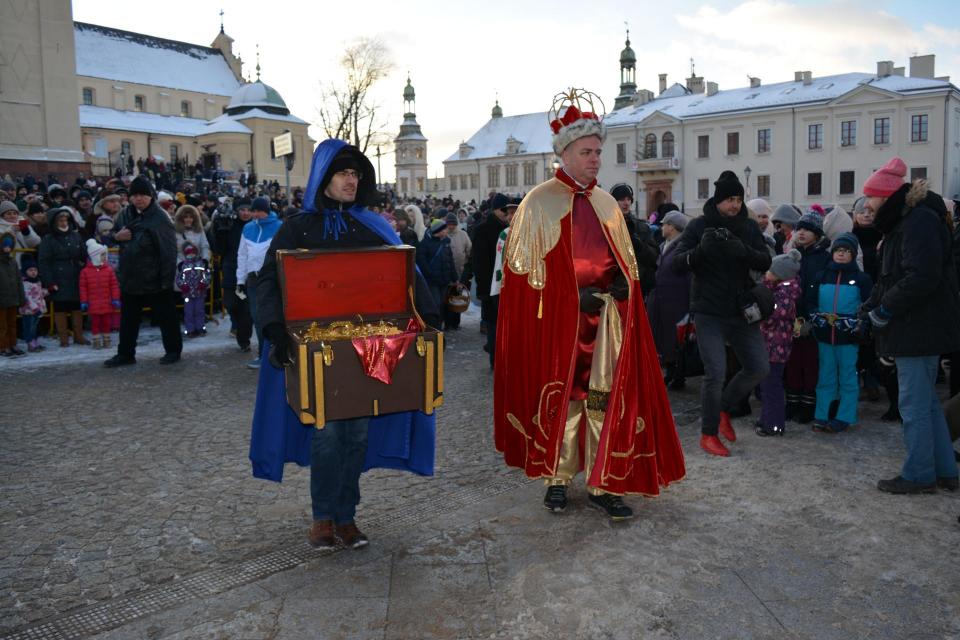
[
  {"xmin": 700, "ymin": 434, "xmax": 730, "ymax": 457},
  {"xmin": 719, "ymin": 411, "xmax": 737, "ymax": 442}
]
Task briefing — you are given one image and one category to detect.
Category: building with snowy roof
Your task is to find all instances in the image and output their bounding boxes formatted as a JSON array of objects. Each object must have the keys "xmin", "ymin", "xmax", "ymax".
[
  {"xmin": 441, "ymin": 101, "xmax": 558, "ymax": 203},
  {"xmin": 600, "ymin": 42, "xmax": 960, "ymax": 216},
  {"xmin": 0, "ymin": 0, "xmax": 313, "ymax": 187}
]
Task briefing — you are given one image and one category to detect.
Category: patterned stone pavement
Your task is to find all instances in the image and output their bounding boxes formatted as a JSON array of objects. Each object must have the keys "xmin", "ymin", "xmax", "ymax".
[{"xmin": 2, "ymin": 312, "xmax": 958, "ymax": 639}]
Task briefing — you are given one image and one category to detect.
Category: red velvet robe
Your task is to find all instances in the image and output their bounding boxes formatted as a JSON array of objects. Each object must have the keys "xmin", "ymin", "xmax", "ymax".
[{"xmin": 493, "ymin": 173, "xmax": 685, "ymax": 496}]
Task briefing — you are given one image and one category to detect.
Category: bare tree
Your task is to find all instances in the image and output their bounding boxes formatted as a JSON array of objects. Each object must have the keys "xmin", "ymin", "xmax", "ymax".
[{"xmin": 317, "ymin": 37, "xmax": 395, "ymax": 155}]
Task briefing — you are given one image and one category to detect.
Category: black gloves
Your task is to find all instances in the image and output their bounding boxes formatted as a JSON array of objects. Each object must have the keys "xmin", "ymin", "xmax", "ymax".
[
  {"xmin": 579, "ymin": 287, "xmax": 604, "ymax": 314},
  {"xmin": 719, "ymin": 236, "xmax": 748, "ymax": 259},
  {"xmin": 700, "ymin": 227, "xmax": 746, "ymax": 259},
  {"xmin": 608, "ymin": 271, "xmax": 629, "ymax": 301},
  {"xmin": 263, "ymin": 323, "xmax": 292, "ymax": 369}
]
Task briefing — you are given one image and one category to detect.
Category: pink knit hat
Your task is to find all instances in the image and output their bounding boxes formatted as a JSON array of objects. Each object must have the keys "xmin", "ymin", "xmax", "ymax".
[{"xmin": 863, "ymin": 157, "xmax": 907, "ymax": 197}]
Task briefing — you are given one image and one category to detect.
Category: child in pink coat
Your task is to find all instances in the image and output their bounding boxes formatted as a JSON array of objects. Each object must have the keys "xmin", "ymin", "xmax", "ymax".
[
  {"xmin": 79, "ymin": 240, "xmax": 120, "ymax": 349},
  {"xmin": 757, "ymin": 249, "xmax": 802, "ymax": 436}
]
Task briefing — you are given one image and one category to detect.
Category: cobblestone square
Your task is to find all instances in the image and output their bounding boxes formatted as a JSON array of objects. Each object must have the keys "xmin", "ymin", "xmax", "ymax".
[{"xmin": 2, "ymin": 313, "xmax": 958, "ymax": 639}]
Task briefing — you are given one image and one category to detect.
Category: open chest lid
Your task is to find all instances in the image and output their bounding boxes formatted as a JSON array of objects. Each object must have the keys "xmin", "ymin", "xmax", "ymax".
[{"xmin": 276, "ymin": 246, "xmax": 416, "ymax": 323}]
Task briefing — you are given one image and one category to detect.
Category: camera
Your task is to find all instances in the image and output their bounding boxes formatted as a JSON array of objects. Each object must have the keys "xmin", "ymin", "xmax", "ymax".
[{"xmin": 742, "ymin": 302, "xmax": 762, "ymax": 324}]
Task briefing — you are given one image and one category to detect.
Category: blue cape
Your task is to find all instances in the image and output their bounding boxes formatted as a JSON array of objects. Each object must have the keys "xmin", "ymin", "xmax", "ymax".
[{"xmin": 248, "ymin": 138, "xmax": 436, "ymax": 482}]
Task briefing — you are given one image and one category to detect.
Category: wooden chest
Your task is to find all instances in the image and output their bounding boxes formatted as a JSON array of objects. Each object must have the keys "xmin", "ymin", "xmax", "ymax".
[{"xmin": 277, "ymin": 246, "xmax": 443, "ymax": 428}]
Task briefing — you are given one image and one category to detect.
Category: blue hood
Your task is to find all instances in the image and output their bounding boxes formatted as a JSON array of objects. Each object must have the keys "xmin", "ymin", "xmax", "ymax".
[
  {"xmin": 301, "ymin": 138, "xmax": 398, "ymax": 244},
  {"xmin": 241, "ymin": 211, "xmax": 282, "ymax": 243}
]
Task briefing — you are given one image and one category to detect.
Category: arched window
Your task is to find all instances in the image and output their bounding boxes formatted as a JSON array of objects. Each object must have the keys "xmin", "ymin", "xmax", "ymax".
[
  {"xmin": 643, "ymin": 133, "xmax": 657, "ymax": 159},
  {"xmin": 662, "ymin": 131, "xmax": 675, "ymax": 158}
]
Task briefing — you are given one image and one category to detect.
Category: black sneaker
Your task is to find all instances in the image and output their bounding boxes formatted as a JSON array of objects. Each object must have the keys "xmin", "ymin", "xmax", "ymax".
[
  {"xmin": 755, "ymin": 424, "xmax": 784, "ymax": 437},
  {"xmin": 104, "ymin": 354, "xmax": 136, "ymax": 368},
  {"xmin": 587, "ymin": 493, "xmax": 633, "ymax": 521},
  {"xmin": 543, "ymin": 485, "xmax": 568, "ymax": 513},
  {"xmin": 239, "ymin": 343, "xmax": 252, "ymax": 353},
  {"xmin": 937, "ymin": 477, "xmax": 959, "ymax": 492},
  {"xmin": 877, "ymin": 475, "xmax": 936, "ymax": 495},
  {"xmin": 158, "ymin": 352, "xmax": 181, "ymax": 365}
]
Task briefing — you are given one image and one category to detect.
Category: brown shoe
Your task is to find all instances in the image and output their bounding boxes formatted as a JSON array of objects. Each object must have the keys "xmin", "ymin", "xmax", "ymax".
[
  {"xmin": 308, "ymin": 519, "xmax": 338, "ymax": 549},
  {"xmin": 335, "ymin": 522, "xmax": 369, "ymax": 549}
]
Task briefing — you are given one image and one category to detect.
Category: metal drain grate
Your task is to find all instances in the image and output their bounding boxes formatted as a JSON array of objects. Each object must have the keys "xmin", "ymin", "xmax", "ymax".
[{"xmin": 2, "ymin": 473, "xmax": 532, "ymax": 640}]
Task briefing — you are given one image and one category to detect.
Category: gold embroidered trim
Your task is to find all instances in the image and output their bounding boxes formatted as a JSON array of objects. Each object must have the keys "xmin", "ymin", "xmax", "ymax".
[
  {"xmin": 586, "ymin": 389, "xmax": 609, "ymax": 413},
  {"xmin": 636, "ymin": 417, "xmax": 646, "ymax": 433}
]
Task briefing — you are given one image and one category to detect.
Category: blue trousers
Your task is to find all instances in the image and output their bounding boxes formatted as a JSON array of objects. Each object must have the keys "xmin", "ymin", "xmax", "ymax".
[
  {"xmin": 310, "ymin": 417, "xmax": 370, "ymax": 524},
  {"xmin": 897, "ymin": 356, "xmax": 958, "ymax": 484},
  {"xmin": 815, "ymin": 342, "xmax": 859, "ymax": 424}
]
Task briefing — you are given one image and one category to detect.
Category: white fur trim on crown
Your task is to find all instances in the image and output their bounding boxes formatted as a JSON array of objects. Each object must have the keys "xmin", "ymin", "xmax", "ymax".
[{"xmin": 552, "ymin": 118, "xmax": 606, "ymax": 155}]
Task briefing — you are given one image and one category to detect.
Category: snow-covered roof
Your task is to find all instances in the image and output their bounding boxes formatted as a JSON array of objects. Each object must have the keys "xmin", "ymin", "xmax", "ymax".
[
  {"xmin": 80, "ymin": 105, "xmax": 251, "ymax": 137},
  {"xmin": 604, "ymin": 72, "xmax": 955, "ymax": 128},
  {"xmin": 444, "ymin": 112, "xmax": 553, "ymax": 163},
  {"xmin": 227, "ymin": 108, "xmax": 308, "ymax": 125},
  {"xmin": 74, "ymin": 22, "xmax": 241, "ymax": 96}
]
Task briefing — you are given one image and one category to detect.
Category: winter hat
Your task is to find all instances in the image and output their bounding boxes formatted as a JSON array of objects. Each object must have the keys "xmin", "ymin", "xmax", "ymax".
[
  {"xmin": 320, "ymin": 148, "xmax": 364, "ymax": 193},
  {"xmin": 0, "ymin": 200, "xmax": 19, "ymax": 217},
  {"xmin": 27, "ymin": 201, "xmax": 45, "ymax": 216},
  {"xmin": 129, "ymin": 176, "xmax": 153, "ymax": 197},
  {"xmin": 771, "ymin": 204, "xmax": 801, "ymax": 227},
  {"xmin": 489, "ymin": 193, "xmax": 510, "ymax": 211},
  {"xmin": 85, "ymin": 239, "xmax": 107, "ymax": 265},
  {"xmin": 75, "ymin": 190, "xmax": 92, "ymax": 201},
  {"xmin": 251, "ymin": 197, "xmax": 271, "ymax": 213},
  {"xmin": 429, "ymin": 219, "xmax": 447, "ymax": 236},
  {"xmin": 746, "ymin": 198, "xmax": 773, "ymax": 218},
  {"xmin": 796, "ymin": 211, "xmax": 824, "ymax": 237},
  {"xmin": 47, "ymin": 183, "xmax": 65, "ymax": 196},
  {"xmin": 808, "ymin": 203, "xmax": 826, "ymax": 217},
  {"xmin": 822, "ymin": 204, "xmax": 853, "ymax": 241},
  {"xmin": 830, "ymin": 232, "xmax": 859, "ymax": 254},
  {"xmin": 712, "ymin": 170, "xmax": 745, "ymax": 203},
  {"xmin": 661, "ymin": 211, "xmax": 689, "ymax": 231},
  {"xmin": 20, "ymin": 254, "xmax": 38, "ymax": 275},
  {"xmin": 851, "ymin": 196, "xmax": 867, "ymax": 216},
  {"xmin": 156, "ymin": 191, "xmax": 174, "ymax": 205},
  {"xmin": 769, "ymin": 249, "xmax": 802, "ymax": 280},
  {"xmin": 549, "ymin": 89, "xmax": 606, "ymax": 155},
  {"xmin": 0, "ymin": 233, "xmax": 14, "ymax": 250},
  {"xmin": 96, "ymin": 215, "xmax": 114, "ymax": 236},
  {"xmin": 445, "ymin": 212, "xmax": 459, "ymax": 225},
  {"xmin": 863, "ymin": 157, "xmax": 907, "ymax": 197},
  {"xmin": 610, "ymin": 183, "xmax": 634, "ymax": 201},
  {"xmin": 182, "ymin": 242, "xmax": 199, "ymax": 257}
]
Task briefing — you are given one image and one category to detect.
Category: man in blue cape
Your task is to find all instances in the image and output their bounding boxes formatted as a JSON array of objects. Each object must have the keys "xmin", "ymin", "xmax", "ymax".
[{"xmin": 249, "ymin": 138, "xmax": 440, "ymax": 550}]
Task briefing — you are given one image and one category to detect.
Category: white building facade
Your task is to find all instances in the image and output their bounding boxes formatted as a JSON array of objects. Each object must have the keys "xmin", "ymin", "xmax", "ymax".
[
  {"xmin": 442, "ymin": 102, "xmax": 558, "ymax": 204},
  {"xmin": 599, "ymin": 55, "xmax": 960, "ymax": 217}
]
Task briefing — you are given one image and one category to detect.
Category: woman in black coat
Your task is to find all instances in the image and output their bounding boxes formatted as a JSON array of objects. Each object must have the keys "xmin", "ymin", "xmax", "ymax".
[{"xmin": 38, "ymin": 207, "xmax": 88, "ymax": 346}]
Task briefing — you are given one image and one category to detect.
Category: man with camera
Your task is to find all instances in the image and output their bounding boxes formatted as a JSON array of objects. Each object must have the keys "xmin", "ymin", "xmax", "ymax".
[{"xmin": 671, "ymin": 171, "xmax": 772, "ymax": 457}]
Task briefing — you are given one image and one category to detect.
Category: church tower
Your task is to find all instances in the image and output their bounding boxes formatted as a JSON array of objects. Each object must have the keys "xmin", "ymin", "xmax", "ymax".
[
  {"xmin": 394, "ymin": 75, "xmax": 428, "ymax": 198},
  {"xmin": 613, "ymin": 28, "xmax": 638, "ymax": 110}
]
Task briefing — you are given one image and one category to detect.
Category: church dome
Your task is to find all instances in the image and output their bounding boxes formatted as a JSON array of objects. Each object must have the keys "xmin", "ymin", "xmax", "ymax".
[
  {"xmin": 226, "ymin": 80, "xmax": 289, "ymax": 115},
  {"xmin": 491, "ymin": 100, "xmax": 503, "ymax": 118},
  {"xmin": 620, "ymin": 38, "xmax": 636, "ymax": 66},
  {"xmin": 403, "ymin": 77, "xmax": 416, "ymax": 101}
]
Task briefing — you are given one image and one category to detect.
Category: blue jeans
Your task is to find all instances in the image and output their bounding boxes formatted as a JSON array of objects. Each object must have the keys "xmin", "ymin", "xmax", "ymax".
[
  {"xmin": 815, "ymin": 343, "xmax": 859, "ymax": 424},
  {"xmin": 694, "ymin": 314, "xmax": 770, "ymax": 435},
  {"xmin": 897, "ymin": 356, "xmax": 958, "ymax": 483},
  {"xmin": 21, "ymin": 314, "xmax": 40, "ymax": 343},
  {"xmin": 310, "ymin": 417, "xmax": 370, "ymax": 524}
]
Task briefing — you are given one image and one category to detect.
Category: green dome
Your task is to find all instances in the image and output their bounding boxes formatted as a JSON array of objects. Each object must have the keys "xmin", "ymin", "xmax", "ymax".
[
  {"xmin": 226, "ymin": 80, "xmax": 289, "ymax": 115},
  {"xmin": 491, "ymin": 100, "xmax": 503, "ymax": 118},
  {"xmin": 620, "ymin": 38, "xmax": 636, "ymax": 66},
  {"xmin": 403, "ymin": 76, "xmax": 416, "ymax": 101}
]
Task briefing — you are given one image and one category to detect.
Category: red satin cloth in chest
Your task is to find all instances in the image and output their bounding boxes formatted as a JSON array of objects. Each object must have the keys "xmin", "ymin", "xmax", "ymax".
[{"xmin": 570, "ymin": 193, "xmax": 619, "ymax": 399}]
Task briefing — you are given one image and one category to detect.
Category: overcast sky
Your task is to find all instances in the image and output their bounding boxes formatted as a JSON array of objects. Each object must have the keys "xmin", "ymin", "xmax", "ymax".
[{"xmin": 72, "ymin": 0, "xmax": 960, "ymax": 182}]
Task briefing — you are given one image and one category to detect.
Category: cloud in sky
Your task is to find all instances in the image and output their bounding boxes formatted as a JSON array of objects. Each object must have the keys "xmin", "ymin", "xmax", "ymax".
[{"xmin": 71, "ymin": 0, "xmax": 959, "ymax": 182}]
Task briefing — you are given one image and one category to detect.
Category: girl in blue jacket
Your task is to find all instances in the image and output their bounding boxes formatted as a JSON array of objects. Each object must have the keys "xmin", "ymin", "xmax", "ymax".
[{"xmin": 811, "ymin": 232, "xmax": 873, "ymax": 432}]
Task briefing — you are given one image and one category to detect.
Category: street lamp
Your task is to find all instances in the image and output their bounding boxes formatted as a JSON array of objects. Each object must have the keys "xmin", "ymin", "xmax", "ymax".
[{"xmin": 744, "ymin": 165, "xmax": 752, "ymax": 198}]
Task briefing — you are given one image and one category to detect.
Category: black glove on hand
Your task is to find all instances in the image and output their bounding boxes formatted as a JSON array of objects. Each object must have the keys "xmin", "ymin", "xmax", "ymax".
[
  {"xmin": 263, "ymin": 323, "xmax": 291, "ymax": 369},
  {"xmin": 608, "ymin": 272, "xmax": 629, "ymax": 301},
  {"xmin": 700, "ymin": 228, "xmax": 722, "ymax": 256},
  {"xmin": 719, "ymin": 236, "xmax": 748, "ymax": 259},
  {"xmin": 579, "ymin": 287, "xmax": 604, "ymax": 314}
]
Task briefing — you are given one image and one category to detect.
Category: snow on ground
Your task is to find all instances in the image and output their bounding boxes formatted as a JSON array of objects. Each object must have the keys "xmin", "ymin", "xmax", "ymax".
[
  {"xmin": 0, "ymin": 316, "xmax": 244, "ymax": 372},
  {"xmin": 1, "ymin": 302, "xmax": 483, "ymax": 373}
]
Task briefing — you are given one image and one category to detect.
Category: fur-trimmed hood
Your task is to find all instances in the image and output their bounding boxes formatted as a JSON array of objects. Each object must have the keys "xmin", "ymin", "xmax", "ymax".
[
  {"xmin": 174, "ymin": 205, "xmax": 203, "ymax": 233},
  {"xmin": 875, "ymin": 179, "xmax": 947, "ymax": 234}
]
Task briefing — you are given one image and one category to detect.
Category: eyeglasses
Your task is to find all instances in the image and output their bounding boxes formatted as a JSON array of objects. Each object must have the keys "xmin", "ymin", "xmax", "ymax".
[{"xmin": 335, "ymin": 170, "xmax": 363, "ymax": 180}]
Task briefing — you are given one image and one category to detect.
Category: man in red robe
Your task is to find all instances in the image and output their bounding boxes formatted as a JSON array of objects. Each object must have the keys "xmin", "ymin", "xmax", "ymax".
[{"xmin": 494, "ymin": 89, "xmax": 685, "ymax": 520}]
